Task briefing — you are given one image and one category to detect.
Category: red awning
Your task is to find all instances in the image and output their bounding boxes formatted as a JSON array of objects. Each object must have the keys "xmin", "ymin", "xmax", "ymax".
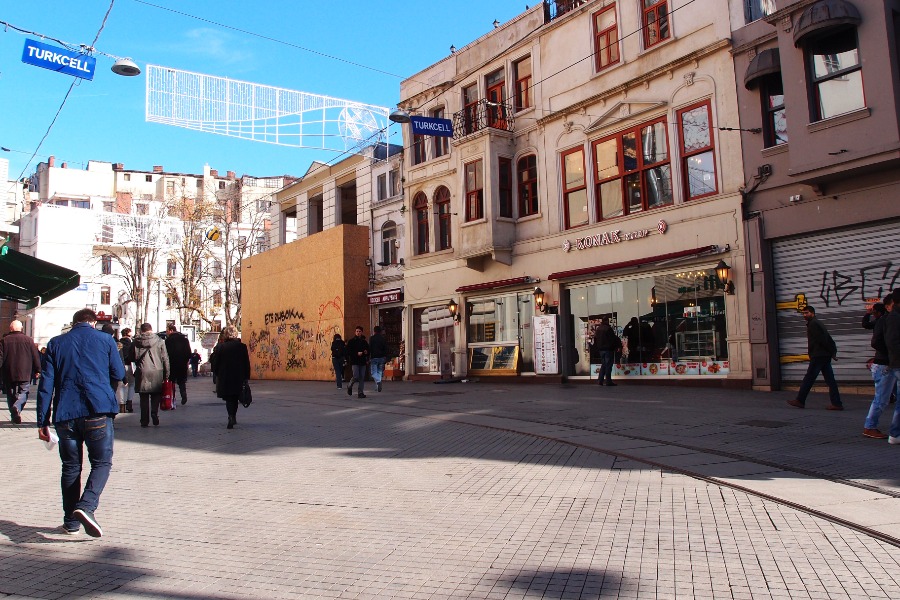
[
  {"xmin": 455, "ymin": 276, "xmax": 534, "ymax": 293},
  {"xmin": 547, "ymin": 245, "xmax": 719, "ymax": 281}
]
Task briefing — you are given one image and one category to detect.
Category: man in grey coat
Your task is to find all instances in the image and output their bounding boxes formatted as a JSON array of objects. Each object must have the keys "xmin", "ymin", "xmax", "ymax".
[{"xmin": 125, "ymin": 323, "xmax": 170, "ymax": 428}]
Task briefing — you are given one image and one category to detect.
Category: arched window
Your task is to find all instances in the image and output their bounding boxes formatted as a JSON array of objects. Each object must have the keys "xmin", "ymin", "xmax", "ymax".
[
  {"xmin": 414, "ymin": 192, "xmax": 429, "ymax": 255},
  {"xmin": 434, "ymin": 187, "xmax": 452, "ymax": 251},
  {"xmin": 517, "ymin": 154, "xmax": 539, "ymax": 217},
  {"xmin": 381, "ymin": 221, "xmax": 398, "ymax": 265}
]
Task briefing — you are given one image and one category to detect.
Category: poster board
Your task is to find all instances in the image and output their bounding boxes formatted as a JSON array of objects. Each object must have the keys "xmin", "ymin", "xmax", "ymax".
[
  {"xmin": 533, "ymin": 315, "xmax": 559, "ymax": 375},
  {"xmin": 468, "ymin": 344, "xmax": 519, "ymax": 375}
]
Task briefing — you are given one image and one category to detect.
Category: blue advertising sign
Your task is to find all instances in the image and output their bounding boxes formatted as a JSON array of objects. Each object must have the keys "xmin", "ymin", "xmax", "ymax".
[
  {"xmin": 22, "ymin": 39, "xmax": 96, "ymax": 80},
  {"xmin": 410, "ymin": 116, "xmax": 454, "ymax": 138}
]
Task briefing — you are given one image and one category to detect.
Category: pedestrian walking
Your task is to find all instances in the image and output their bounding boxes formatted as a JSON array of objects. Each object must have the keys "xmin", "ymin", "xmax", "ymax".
[
  {"xmin": 118, "ymin": 328, "xmax": 135, "ymax": 413},
  {"xmin": 126, "ymin": 323, "xmax": 170, "ymax": 428},
  {"xmin": 787, "ymin": 306, "xmax": 842, "ymax": 410},
  {"xmin": 0, "ymin": 320, "xmax": 41, "ymax": 424},
  {"xmin": 165, "ymin": 324, "xmax": 191, "ymax": 405},
  {"xmin": 369, "ymin": 326, "xmax": 388, "ymax": 392},
  {"xmin": 346, "ymin": 326, "xmax": 369, "ymax": 399},
  {"xmin": 879, "ymin": 289, "xmax": 900, "ymax": 444},
  {"xmin": 37, "ymin": 308, "xmax": 125, "ymax": 537},
  {"xmin": 331, "ymin": 333, "xmax": 346, "ymax": 389},
  {"xmin": 189, "ymin": 350, "xmax": 201, "ymax": 378},
  {"xmin": 100, "ymin": 324, "xmax": 121, "ymax": 395},
  {"xmin": 209, "ymin": 326, "xmax": 250, "ymax": 429},
  {"xmin": 592, "ymin": 317, "xmax": 621, "ymax": 386},
  {"xmin": 863, "ymin": 302, "xmax": 894, "ymax": 439}
]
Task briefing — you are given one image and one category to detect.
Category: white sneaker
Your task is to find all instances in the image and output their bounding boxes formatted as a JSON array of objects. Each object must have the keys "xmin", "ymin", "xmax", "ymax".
[{"xmin": 889, "ymin": 436, "xmax": 900, "ymax": 445}]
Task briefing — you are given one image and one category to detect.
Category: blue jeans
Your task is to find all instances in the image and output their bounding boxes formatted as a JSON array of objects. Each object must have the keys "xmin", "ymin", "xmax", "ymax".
[
  {"xmin": 866, "ymin": 364, "xmax": 897, "ymax": 429},
  {"xmin": 887, "ymin": 369, "xmax": 900, "ymax": 438},
  {"xmin": 370, "ymin": 358, "xmax": 386, "ymax": 384},
  {"xmin": 332, "ymin": 357, "xmax": 345, "ymax": 387},
  {"xmin": 796, "ymin": 356, "xmax": 841, "ymax": 406},
  {"xmin": 6, "ymin": 381, "xmax": 30, "ymax": 417},
  {"xmin": 350, "ymin": 364, "xmax": 367, "ymax": 394},
  {"xmin": 597, "ymin": 351, "xmax": 614, "ymax": 384},
  {"xmin": 56, "ymin": 415, "xmax": 114, "ymax": 528}
]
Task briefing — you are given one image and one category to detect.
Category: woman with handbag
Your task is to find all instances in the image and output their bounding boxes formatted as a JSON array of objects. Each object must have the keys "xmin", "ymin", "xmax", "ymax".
[
  {"xmin": 210, "ymin": 326, "xmax": 250, "ymax": 429},
  {"xmin": 125, "ymin": 323, "xmax": 170, "ymax": 428}
]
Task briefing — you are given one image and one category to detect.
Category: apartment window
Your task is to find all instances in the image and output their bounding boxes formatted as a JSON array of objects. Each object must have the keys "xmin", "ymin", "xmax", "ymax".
[
  {"xmin": 594, "ymin": 5, "xmax": 620, "ymax": 71},
  {"xmin": 464, "ymin": 160, "xmax": 484, "ymax": 222},
  {"xmin": 166, "ymin": 292, "xmax": 176, "ymax": 308},
  {"xmin": 678, "ymin": 101, "xmax": 717, "ymax": 200},
  {"xmin": 642, "ymin": 0, "xmax": 670, "ymax": 48},
  {"xmin": 760, "ymin": 73, "xmax": 788, "ymax": 147},
  {"xmin": 499, "ymin": 158, "xmax": 513, "ymax": 218},
  {"xmin": 414, "ymin": 192, "xmax": 429, "ymax": 254},
  {"xmin": 101, "ymin": 254, "xmax": 112, "ymax": 275},
  {"xmin": 212, "ymin": 320, "xmax": 222, "ymax": 333},
  {"xmin": 103, "ymin": 201, "xmax": 114, "ymax": 213},
  {"xmin": 485, "ymin": 69, "xmax": 506, "ymax": 128},
  {"xmin": 135, "ymin": 203, "xmax": 148, "ymax": 216},
  {"xmin": 562, "ymin": 147, "xmax": 588, "ymax": 229},
  {"xmin": 381, "ymin": 221, "xmax": 398, "ymax": 265},
  {"xmin": 71, "ymin": 200, "xmax": 90, "ymax": 209},
  {"xmin": 166, "ymin": 181, "xmax": 175, "ymax": 196},
  {"xmin": 412, "ymin": 133, "xmax": 427, "ymax": 165},
  {"xmin": 745, "ymin": 0, "xmax": 776, "ymax": 23},
  {"xmin": 218, "ymin": 181, "xmax": 226, "ymax": 190},
  {"xmin": 100, "ymin": 286, "xmax": 111, "ymax": 305},
  {"xmin": 124, "ymin": 173, "xmax": 131, "ymax": 182},
  {"xmin": 432, "ymin": 108, "xmax": 449, "ymax": 158},
  {"xmin": 377, "ymin": 173, "xmax": 388, "ymax": 200},
  {"xmin": 167, "ymin": 259, "xmax": 177, "ymax": 277},
  {"xmin": 213, "ymin": 260, "xmax": 223, "ymax": 278},
  {"xmin": 513, "ymin": 57, "xmax": 532, "ymax": 111},
  {"xmin": 256, "ymin": 199, "xmax": 270, "ymax": 212},
  {"xmin": 389, "ymin": 169, "xmax": 401, "ymax": 196},
  {"xmin": 807, "ymin": 29, "xmax": 864, "ymax": 121},
  {"xmin": 463, "ymin": 83, "xmax": 480, "ymax": 135},
  {"xmin": 255, "ymin": 235, "xmax": 268, "ymax": 254},
  {"xmin": 213, "ymin": 289, "xmax": 223, "ymax": 307},
  {"xmin": 435, "ymin": 186, "xmax": 452, "ymax": 250},
  {"xmin": 517, "ymin": 154, "xmax": 539, "ymax": 217},
  {"xmin": 145, "ymin": 175, "xmax": 152, "ymax": 182},
  {"xmin": 592, "ymin": 116, "xmax": 672, "ymax": 220},
  {"xmin": 196, "ymin": 178, "xmax": 203, "ymax": 187}
]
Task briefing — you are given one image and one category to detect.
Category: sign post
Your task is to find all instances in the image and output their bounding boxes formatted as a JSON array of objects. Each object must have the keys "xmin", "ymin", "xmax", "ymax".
[{"xmin": 22, "ymin": 39, "xmax": 97, "ymax": 81}]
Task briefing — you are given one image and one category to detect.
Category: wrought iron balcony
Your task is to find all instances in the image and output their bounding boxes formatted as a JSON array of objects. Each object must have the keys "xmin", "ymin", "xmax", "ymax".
[
  {"xmin": 544, "ymin": 0, "xmax": 593, "ymax": 22},
  {"xmin": 452, "ymin": 99, "xmax": 515, "ymax": 139}
]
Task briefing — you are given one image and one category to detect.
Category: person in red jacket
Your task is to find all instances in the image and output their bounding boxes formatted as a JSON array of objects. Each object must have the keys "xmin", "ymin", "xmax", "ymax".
[{"xmin": 0, "ymin": 320, "xmax": 41, "ymax": 424}]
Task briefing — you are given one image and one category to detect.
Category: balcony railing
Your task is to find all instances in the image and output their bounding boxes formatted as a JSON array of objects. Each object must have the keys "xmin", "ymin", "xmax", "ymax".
[
  {"xmin": 452, "ymin": 99, "xmax": 515, "ymax": 139},
  {"xmin": 544, "ymin": 0, "xmax": 593, "ymax": 22}
]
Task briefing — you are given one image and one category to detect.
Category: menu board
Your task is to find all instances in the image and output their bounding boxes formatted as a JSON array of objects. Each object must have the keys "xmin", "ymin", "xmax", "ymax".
[
  {"xmin": 533, "ymin": 315, "xmax": 559, "ymax": 375},
  {"xmin": 468, "ymin": 344, "xmax": 519, "ymax": 374}
]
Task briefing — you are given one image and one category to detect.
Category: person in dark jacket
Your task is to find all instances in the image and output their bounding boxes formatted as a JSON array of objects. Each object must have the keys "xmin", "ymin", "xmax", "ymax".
[
  {"xmin": 126, "ymin": 323, "xmax": 170, "ymax": 428},
  {"xmin": 880, "ymin": 289, "xmax": 900, "ymax": 444},
  {"xmin": 210, "ymin": 326, "xmax": 250, "ymax": 429},
  {"xmin": 368, "ymin": 326, "xmax": 388, "ymax": 392},
  {"xmin": 37, "ymin": 308, "xmax": 125, "ymax": 537},
  {"xmin": 164, "ymin": 324, "xmax": 192, "ymax": 405},
  {"xmin": 0, "ymin": 320, "xmax": 41, "ymax": 424},
  {"xmin": 100, "ymin": 324, "xmax": 121, "ymax": 395},
  {"xmin": 592, "ymin": 317, "xmax": 621, "ymax": 387},
  {"xmin": 330, "ymin": 333, "xmax": 346, "ymax": 389},
  {"xmin": 345, "ymin": 325, "xmax": 369, "ymax": 399},
  {"xmin": 788, "ymin": 306, "xmax": 842, "ymax": 410},
  {"xmin": 118, "ymin": 328, "xmax": 135, "ymax": 413},
  {"xmin": 863, "ymin": 303, "xmax": 893, "ymax": 439},
  {"xmin": 189, "ymin": 351, "xmax": 201, "ymax": 377}
]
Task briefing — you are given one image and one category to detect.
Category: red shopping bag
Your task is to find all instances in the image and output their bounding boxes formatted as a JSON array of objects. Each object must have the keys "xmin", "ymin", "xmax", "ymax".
[{"xmin": 160, "ymin": 380, "xmax": 176, "ymax": 411}]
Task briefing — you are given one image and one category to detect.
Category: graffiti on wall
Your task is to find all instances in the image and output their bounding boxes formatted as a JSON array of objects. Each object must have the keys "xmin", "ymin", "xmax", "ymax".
[
  {"xmin": 248, "ymin": 296, "xmax": 345, "ymax": 379},
  {"xmin": 819, "ymin": 261, "xmax": 900, "ymax": 308}
]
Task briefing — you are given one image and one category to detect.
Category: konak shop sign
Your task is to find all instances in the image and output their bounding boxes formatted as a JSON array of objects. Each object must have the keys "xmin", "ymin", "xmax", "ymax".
[
  {"xmin": 367, "ymin": 288, "xmax": 403, "ymax": 305},
  {"xmin": 562, "ymin": 219, "xmax": 668, "ymax": 253}
]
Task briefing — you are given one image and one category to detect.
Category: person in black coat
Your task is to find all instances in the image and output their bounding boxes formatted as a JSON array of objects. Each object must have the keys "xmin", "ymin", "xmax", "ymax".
[
  {"xmin": 0, "ymin": 320, "xmax": 41, "ymax": 424},
  {"xmin": 788, "ymin": 306, "xmax": 842, "ymax": 410},
  {"xmin": 210, "ymin": 326, "xmax": 250, "ymax": 429},
  {"xmin": 345, "ymin": 326, "xmax": 369, "ymax": 399},
  {"xmin": 165, "ymin": 324, "xmax": 192, "ymax": 405},
  {"xmin": 330, "ymin": 333, "xmax": 346, "ymax": 389}
]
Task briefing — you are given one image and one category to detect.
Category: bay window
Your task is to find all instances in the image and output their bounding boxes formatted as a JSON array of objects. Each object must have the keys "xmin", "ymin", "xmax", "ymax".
[
  {"xmin": 499, "ymin": 158, "xmax": 513, "ymax": 218},
  {"xmin": 807, "ymin": 29, "xmax": 864, "ymax": 121},
  {"xmin": 517, "ymin": 154, "xmax": 538, "ymax": 217},
  {"xmin": 678, "ymin": 101, "xmax": 717, "ymax": 200},
  {"xmin": 465, "ymin": 160, "xmax": 484, "ymax": 221},
  {"xmin": 562, "ymin": 147, "xmax": 588, "ymax": 229}
]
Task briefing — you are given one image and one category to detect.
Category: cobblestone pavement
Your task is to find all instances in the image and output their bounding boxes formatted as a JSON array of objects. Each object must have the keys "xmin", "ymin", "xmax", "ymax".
[{"xmin": 1, "ymin": 378, "xmax": 898, "ymax": 599}]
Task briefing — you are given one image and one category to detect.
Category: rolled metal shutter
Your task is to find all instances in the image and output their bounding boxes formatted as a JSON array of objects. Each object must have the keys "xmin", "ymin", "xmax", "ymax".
[{"xmin": 772, "ymin": 220, "xmax": 900, "ymax": 383}]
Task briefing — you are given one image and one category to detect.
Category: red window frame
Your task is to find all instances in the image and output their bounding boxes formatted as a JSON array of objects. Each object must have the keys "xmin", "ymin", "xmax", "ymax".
[
  {"xmin": 677, "ymin": 100, "xmax": 718, "ymax": 201},
  {"xmin": 499, "ymin": 157, "xmax": 513, "ymax": 218},
  {"xmin": 513, "ymin": 57, "xmax": 532, "ymax": 111},
  {"xmin": 561, "ymin": 147, "xmax": 588, "ymax": 230},
  {"xmin": 435, "ymin": 186, "xmax": 452, "ymax": 250},
  {"xmin": 517, "ymin": 154, "xmax": 538, "ymax": 217},
  {"xmin": 486, "ymin": 69, "xmax": 507, "ymax": 129},
  {"xmin": 414, "ymin": 192, "xmax": 429, "ymax": 254},
  {"xmin": 464, "ymin": 159, "xmax": 484, "ymax": 222},
  {"xmin": 642, "ymin": 0, "xmax": 670, "ymax": 48},
  {"xmin": 594, "ymin": 4, "xmax": 620, "ymax": 72},
  {"xmin": 591, "ymin": 115, "xmax": 673, "ymax": 220},
  {"xmin": 463, "ymin": 83, "xmax": 480, "ymax": 135}
]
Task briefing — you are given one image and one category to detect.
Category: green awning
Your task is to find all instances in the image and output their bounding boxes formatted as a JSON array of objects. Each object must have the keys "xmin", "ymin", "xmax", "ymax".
[{"xmin": 0, "ymin": 247, "xmax": 80, "ymax": 309}]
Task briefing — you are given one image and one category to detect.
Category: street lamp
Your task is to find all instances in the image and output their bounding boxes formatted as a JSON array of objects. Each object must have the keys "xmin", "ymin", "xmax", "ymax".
[
  {"xmin": 447, "ymin": 299, "xmax": 461, "ymax": 322},
  {"xmin": 715, "ymin": 260, "xmax": 735, "ymax": 295}
]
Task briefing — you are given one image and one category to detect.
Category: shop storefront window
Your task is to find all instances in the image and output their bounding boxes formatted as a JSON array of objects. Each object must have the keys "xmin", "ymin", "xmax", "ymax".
[
  {"xmin": 568, "ymin": 268, "xmax": 728, "ymax": 377},
  {"xmin": 413, "ymin": 306, "xmax": 456, "ymax": 375}
]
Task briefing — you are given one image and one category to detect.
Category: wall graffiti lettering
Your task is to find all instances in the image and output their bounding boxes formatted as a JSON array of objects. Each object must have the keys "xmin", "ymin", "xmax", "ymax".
[
  {"xmin": 819, "ymin": 262, "xmax": 900, "ymax": 308},
  {"xmin": 264, "ymin": 308, "xmax": 304, "ymax": 326}
]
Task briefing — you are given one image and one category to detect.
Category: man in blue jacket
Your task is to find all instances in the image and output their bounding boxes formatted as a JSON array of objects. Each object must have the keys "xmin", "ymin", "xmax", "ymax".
[{"xmin": 37, "ymin": 308, "xmax": 125, "ymax": 537}]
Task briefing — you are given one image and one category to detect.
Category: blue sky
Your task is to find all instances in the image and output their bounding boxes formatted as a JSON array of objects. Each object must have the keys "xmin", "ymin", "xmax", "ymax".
[{"xmin": 1, "ymin": 1, "xmax": 527, "ymax": 181}]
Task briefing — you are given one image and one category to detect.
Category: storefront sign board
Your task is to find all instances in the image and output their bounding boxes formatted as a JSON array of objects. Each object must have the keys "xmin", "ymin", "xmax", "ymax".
[{"xmin": 533, "ymin": 315, "xmax": 559, "ymax": 375}]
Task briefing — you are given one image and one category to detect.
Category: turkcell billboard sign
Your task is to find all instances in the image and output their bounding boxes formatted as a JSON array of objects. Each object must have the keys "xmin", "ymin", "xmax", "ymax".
[
  {"xmin": 410, "ymin": 116, "xmax": 453, "ymax": 137},
  {"xmin": 22, "ymin": 39, "xmax": 96, "ymax": 80}
]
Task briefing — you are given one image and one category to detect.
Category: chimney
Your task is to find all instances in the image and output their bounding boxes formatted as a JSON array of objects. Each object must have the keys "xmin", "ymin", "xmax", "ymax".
[
  {"xmin": 48, "ymin": 156, "xmax": 55, "ymax": 167},
  {"xmin": 227, "ymin": 171, "xmax": 236, "ymax": 179},
  {"xmin": 210, "ymin": 169, "xmax": 219, "ymax": 178},
  {"xmin": 153, "ymin": 165, "xmax": 164, "ymax": 173},
  {"xmin": 113, "ymin": 163, "xmax": 124, "ymax": 170}
]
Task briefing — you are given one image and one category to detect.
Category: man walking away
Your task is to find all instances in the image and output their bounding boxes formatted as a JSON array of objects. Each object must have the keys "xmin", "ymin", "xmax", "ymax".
[
  {"xmin": 879, "ymin": 289, "xmax": 900, "ymax": 444},
  {"xmin": 118, "ymin": 328, "xmax": 135, "ymax": 412},
  {"xmin": 369, "ymin": 326, "xmax": 388, "ymax": 392},
  {"xmin": 127, "ymin": 323, "xmax": 170, "ymax": 428},
  {"xmin": 863, "ymin": 302, "xmax": 893, "ymax": 439},
  {"xmin": 37, "ymin": 308, "xmax": 124, "ymax": 537},
  {"xmin": 189, "ymin": 350, "xmax": 201, "ymax": 378},
  {"xmin": 346, "ymin": 326, "xmax": 369, "ymax": 399},
  {"xmin": 0, "ymin": 320, "xmax": 41, "ymax": 424},
  {"xmin": 165, "ymin": 324, "xmax": 191, "ymax": 405},
  {"xmin": 787, "ymin": 306, "xmax": 842, "ymax": 410},
  {"xmin": 592, "ymin": 317, "xmax": 620, "ymax": 387}
]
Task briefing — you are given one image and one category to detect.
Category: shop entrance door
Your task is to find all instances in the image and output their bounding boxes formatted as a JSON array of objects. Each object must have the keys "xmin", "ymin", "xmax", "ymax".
[
  {"xmin": 378, "ymin": 307, "xmax": 403, "ymax": 359},
  {"xmin": 517, "ymin": 291, "xmax": 535, "ymax": 372}
]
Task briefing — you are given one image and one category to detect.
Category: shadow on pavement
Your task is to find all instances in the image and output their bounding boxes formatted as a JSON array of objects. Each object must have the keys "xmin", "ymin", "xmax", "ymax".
[{"xmin": 493, "ymin": 568, "xmax": 623, "ymax": 599}]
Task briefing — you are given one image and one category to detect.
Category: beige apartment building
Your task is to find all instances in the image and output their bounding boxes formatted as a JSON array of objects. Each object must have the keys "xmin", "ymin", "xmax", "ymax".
[{"xmin": 396, "ymin": 0, "xmax": 750, "ymax": 383}]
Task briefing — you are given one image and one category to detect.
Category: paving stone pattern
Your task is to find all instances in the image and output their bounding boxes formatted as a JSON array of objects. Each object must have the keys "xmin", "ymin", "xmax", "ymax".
[{"xmin": 0, "ymin": 379, "xmax": 898, "ymax": 599}]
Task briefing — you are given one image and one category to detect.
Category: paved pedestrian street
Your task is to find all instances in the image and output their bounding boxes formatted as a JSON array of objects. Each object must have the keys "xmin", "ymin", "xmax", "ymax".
[{"xmin": 2, "ymin": 379, "xmax": 899, "ymax": 599}]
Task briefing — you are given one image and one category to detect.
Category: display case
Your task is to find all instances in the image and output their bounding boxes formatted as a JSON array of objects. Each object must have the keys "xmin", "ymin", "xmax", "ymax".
[{"xmin": 675, "ymin": 330, "xmax": 717, "ymax": 359}]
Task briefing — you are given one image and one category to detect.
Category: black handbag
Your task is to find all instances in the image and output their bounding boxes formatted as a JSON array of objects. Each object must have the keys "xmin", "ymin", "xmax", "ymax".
[{"xmin": 240, "ymin": 381, "xmax": 252, "ymax": 408}]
